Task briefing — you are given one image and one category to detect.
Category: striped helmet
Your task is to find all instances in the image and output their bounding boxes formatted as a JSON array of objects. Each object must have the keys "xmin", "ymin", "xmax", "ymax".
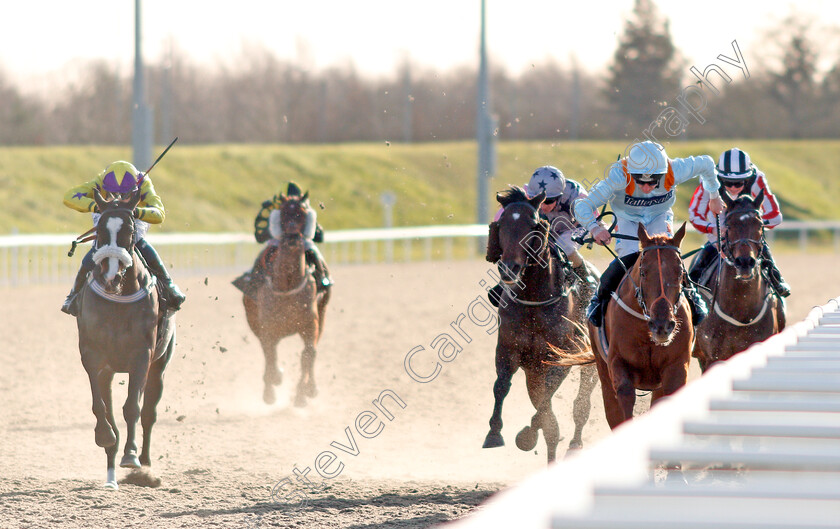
[
  {"xmin": 527, "ymin": 165, "xmax": 566, "ymax": 199},
  {"xmin": 102, "ymin": 161, "xmax": 142, "ymax": 195},
  {"xmin": 717, "ymin": 148, "xmax": 756, "ymax": 181}
]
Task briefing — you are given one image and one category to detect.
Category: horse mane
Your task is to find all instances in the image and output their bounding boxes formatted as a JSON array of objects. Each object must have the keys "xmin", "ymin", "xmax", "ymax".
[{"xmin": 496, "ymin": 186, "xmax": 529, "ymax": 208}]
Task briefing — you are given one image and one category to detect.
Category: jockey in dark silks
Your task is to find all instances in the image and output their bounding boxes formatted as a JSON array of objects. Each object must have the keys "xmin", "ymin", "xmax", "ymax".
[
  {"xmin": 233, "ymin": 182, "xmax": 332, "ymax": 296},
  {"xmin": 61, "ymin": 160, "xmax": 186, "ymax": 316}
]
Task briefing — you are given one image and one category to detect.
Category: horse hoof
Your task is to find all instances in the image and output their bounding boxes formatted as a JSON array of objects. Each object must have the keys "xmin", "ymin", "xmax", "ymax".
[
  {"xmin": 294, "ymin": 394, "xmax": 307, "ymax": 408},
  {"xmin": 103, "ymin": 481, "xmax": 119, "ymax": 490},
  {"xmin": 263, "ymin": 387, "xmax": 276, "ymax": 405},
  {"xmin": 270, "ymin": 369, "xmax": 284, "ymax": 386},
  {"xmin": 305, "ymin": 385, "xmax": 318, "ymax": 398},
  {"xmin": 94, "ymin": 424, "xmax": 116, "ymax": 448},
  {"xmin": 482, "ymin": 431, "xmax": 505, "ymax": 449},
  {"xmin": 120, "ymin": 453, "xmax": 141, "ymax": 469},
  {"xmin": 515, "ymin": 426, "xmax": 539, "ymax": 451}
]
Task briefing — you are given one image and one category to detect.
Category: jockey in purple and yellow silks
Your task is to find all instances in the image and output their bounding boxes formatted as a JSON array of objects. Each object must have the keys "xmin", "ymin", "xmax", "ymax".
[{"xmin": 61, "ymin": 160, "xmax": 186, "ymax": 316}]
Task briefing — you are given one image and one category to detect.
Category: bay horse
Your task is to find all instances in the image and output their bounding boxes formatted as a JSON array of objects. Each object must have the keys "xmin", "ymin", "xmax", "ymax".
[
  {"xmin": 76, "ymin": 188, "xmax": 176, "ymax": 489},
  {"xmin": 243, "ymin": 190, "xmax": 330, "ymax": 406},
  {"xmin": 693, "ymin": 190, "xmax": 785, "ymax": 372},
  {"xmin": 589, "ymin": 223, "xmax": 693, "ymax": 429},
  {"xmin": 483, "ymin": 187, "xmax": 598, "ymax": 463}
]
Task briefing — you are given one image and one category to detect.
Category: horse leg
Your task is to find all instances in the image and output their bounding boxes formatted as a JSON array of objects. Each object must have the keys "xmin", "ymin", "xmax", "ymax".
[
  {"xmin": 660, "ymin": 361, "xmax": 690, "ymax": 398},
  {"xmin": 482, "ymin": 354, "xmax": 515, "ymax": 449},
  {"xmin": 83, "ymin": 361, "xmax": 117, "ymax": 449},
  {"xmin": 594, "ymin": 351, "xmax": 624, "ymax": 430},
  {"xmin": 139, "ymin": 341, "xmax": 172, "ymax": 467},
  {"xmin": 315, "ymin": 289, "xmax": 331, "ymax": 344},
  {"xmin": 259, "ymin": 336, "xmax": 283, "ymax": 405},
  {"xmin": 520, "ymin": 365, "xmax": 568, "ymax": 463},
  {"xmin": 119, "ymin": 353, "xmax": 149, "ymax": 469},
  {"xmin": 610, "ymin": 355, "xmax": 636, "ymax": 424},
  {"xmin": 295, "ymin": 331, "xmax": 318, "ymax": 407},
  {"xmin": 568, "ymin": 364, "xmax": 598, "ymax": 452},
  {"xmin": 98, "ymin": 369, "xmax": 120, "ymax": 489}
]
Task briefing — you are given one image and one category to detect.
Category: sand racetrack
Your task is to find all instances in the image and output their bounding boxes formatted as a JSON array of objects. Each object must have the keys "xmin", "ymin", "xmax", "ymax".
[{"xmin": 0, "ymin": 253, "xmax": 836, "ymax": 528}]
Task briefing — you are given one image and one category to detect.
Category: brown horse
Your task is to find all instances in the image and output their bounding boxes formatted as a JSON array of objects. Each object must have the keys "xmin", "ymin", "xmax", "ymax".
[
  {"xmin": 76, "ymin": 188, "xmax": 176, "ymax": 489},
  {"xmin": 589, "ymin": 223, "xmax": 693, "ymax": 429},
  {"xmin": 483, "ymin": 187, "xmax": 598, "ymax": 463},
  {"xmin": 243, "ymin": 190, "xmax": 330, "ymax": 406},
  {"xmin": 693, "ymin": 190, "xmax": 785, "ymax": 371}
]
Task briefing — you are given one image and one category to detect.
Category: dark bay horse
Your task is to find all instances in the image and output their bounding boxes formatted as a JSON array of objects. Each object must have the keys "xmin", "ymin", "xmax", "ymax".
[
  {"xmin": 694, "ymin": 190, "xmax": 785, "ymax": 371},
  {"xmin": 76, "ymin": 188, "xmax": 176, "ymax": 489},
  {"xmin": 590, "ymin": 223, "xmax": 693, "ymax": 429},
  {"xmin": 243, "ymin": 190, "xmax": 330, "ymax": 406},
  {"xmin": 483, "ymin": 187, "xmax": 598, "ymax": 463}
]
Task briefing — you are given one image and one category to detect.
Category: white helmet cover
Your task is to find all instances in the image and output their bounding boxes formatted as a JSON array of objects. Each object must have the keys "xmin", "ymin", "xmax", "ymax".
[{"xmin": 626, "ymin": 141, "xmax": 668, "ymax": 181}]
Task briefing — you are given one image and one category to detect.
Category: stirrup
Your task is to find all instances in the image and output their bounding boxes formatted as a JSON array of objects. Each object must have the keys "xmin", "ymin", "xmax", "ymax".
[{"xmin": 316, "ymin": 276, "xmax": 333, "ymax": 292}]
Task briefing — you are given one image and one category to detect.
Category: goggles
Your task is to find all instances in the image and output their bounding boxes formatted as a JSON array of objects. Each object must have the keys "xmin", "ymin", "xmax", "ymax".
[{"xmin": 630, "ymin": 173, "xmax": 663, "ymax": 186}]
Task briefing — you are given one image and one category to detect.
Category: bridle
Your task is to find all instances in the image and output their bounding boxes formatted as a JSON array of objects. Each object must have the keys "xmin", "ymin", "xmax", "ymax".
[
  {"xmin": 92, "ymin": 206, "xmax": 137, "ymax": 285},
  {"xmin": 719, "ymin": 207, "xmax": 764, "ymax": 267},
  {"xmin": 497, "ymin": 201, "xmax": 574, "ymax": 306},
  {"xmin": 268, "ymin": 200, "xmax": 310, "ymax": 296},
  {"xmin": 615, "ymin": 244, "xmax": 684, "ymax": 322}
]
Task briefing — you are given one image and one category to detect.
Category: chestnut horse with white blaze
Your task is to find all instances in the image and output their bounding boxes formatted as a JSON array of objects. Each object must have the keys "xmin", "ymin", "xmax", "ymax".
[{"xmin": 589, "ymin": 223, "xmax": 694, "ymax": 429}]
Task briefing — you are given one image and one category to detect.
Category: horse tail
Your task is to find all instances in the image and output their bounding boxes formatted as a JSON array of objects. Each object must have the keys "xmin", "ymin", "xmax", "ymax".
[
  {"xmin": 544, "ymin": 315, "xmax": 596, "ymax": 366},
  {"xmin": 544, "ymin": 345, "xmax": 595, "ymax": 366}
]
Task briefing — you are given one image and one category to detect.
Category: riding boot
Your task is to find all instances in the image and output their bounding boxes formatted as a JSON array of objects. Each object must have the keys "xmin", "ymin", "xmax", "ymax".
[
  {"xmin": 233, "ymin": 245, "xmax": 275, "ymax": 295},
  {"xmin": 136, "ymin": 239, "xmax": 186, "ymax": 310},
  {"xmin": 761, "ymin": 243, "xmax": 791, "ymax": 297},
  {"xmin": 683, "ymin": 282, "xmax": 708, "ymax": 326},
  {"xmin": 305, "ymin": 248, "xmax": 332, "ymax": 292},
  {"xmin": 688, "ymin": 243, "xmax": 718, "ymax": 284},
  {"xmin": 488, "ymin": 283, "xmax": 504, "ymax": 307},
  {"xmin": 61, "ymin": 248, "xmax": 95, "ymax": 316},
  {"xmin": 587, "ymin": 252, "xmax": 639, "ymax": 327}
]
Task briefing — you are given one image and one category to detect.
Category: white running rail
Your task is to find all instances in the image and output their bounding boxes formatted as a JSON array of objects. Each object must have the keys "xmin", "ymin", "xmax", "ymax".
[{"xmin": 447, "ymin": 297, "xmax": 840, "ymax": 529}]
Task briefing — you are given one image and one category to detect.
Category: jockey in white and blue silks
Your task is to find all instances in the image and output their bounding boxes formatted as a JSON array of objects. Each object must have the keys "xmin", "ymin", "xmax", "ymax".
[{"xmin": 573, "ymin": 140, "xmax": 725, "ymax": 327}]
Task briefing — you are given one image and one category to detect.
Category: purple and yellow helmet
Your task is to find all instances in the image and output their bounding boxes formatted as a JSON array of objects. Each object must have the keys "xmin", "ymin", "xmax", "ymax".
[{"xmin": 102, "ymin": 161, "xmax": 142, "ymax": 195}]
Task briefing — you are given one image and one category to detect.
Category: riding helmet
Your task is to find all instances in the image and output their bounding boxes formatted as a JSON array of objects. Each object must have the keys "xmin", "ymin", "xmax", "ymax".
[
  {"xmin": 527, "ymin": 165, "xmax": 566, "ymax": 199},
  {"xmin": 102, "ymin": 161, "xmax": 142, "ymax": 195}
]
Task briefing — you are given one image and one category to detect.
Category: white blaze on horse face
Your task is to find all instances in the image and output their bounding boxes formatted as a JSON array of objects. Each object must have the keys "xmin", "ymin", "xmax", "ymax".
[
  {"xmin": 512, "ymin": 213, "xmax": 521, "ymax": 220},
  {"xmin": 739, "ymin": 213, "xmax": 752, "ymax": 222},
  {"xmin": 104, "ymin": 217, "xmax": 124, "ymax": 281}
]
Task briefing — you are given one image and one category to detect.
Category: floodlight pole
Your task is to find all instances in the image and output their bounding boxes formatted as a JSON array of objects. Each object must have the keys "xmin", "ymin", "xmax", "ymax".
[
  {"xmin": 132, "ymin": 0, "xmax": 153, "ymax": 170},
  {"xmin": 476, "ymin": 0, "xmax": 496, "ymax": 227}
]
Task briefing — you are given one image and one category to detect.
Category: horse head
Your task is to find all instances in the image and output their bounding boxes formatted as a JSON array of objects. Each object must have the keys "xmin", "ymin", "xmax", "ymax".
[
  {"xmin": 721, "ymin": 189, "xmax": 765, "ymax": 279},
  {"xmin": 636, "ymin": 222, "xmax": 687, "ymax": 345},
  {"xmin": 92, "ymin": 187, "xmax": 140, "ymax": 292},
  {"xmin": 493, "ymin": 187, "xmax": 550, "ymax": 285}
]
